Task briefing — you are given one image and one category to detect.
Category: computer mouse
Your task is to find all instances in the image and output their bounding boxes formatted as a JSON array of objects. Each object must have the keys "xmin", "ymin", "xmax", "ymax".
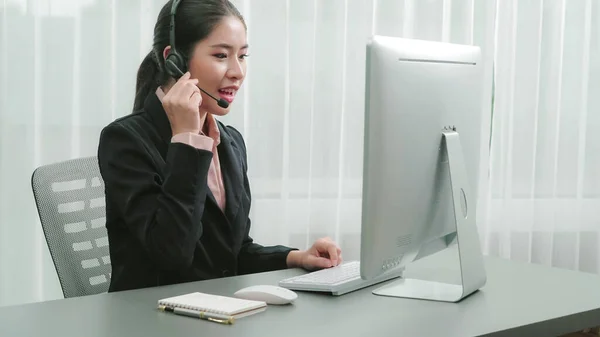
[{"xmin": 233, "ymin": 285, "xmax": 298, "ymax": 305}]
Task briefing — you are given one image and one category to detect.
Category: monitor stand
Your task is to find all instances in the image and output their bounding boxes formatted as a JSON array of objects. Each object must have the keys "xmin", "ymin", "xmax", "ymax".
[{"xmin": 372, "ymin": 128, "xmax": 487, "ymax": 302}]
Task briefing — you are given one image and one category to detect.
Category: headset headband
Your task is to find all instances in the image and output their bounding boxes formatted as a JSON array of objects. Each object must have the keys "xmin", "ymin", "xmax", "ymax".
[{"xmin": 169, "ymin": 0, "xmax": 183, "ymax": 54}]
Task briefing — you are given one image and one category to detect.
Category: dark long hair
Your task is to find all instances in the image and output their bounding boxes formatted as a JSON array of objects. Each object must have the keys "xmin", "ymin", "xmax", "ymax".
[{"xmin": 133, "ymin": 0, "xmax": 245, "ymax": 111}]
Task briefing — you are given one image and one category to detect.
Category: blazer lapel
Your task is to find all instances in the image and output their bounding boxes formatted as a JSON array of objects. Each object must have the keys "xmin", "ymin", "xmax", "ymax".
[
  {"xmin": 205, "ymin": 187, "xmax": 219, "ymax": 212},
  {"xmin": 216, "ymin": 123, "xmax": 244, "ymax": 223}
]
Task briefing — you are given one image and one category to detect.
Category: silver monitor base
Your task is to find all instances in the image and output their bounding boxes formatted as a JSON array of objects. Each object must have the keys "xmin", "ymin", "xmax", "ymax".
[{"xmin": 372, "ymin": 129, "xmax": 487, "ymax": 302}]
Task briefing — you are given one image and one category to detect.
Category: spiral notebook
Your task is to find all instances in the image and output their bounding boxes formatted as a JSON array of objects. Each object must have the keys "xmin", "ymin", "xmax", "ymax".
[{"xmin": 157, "ymin": 292, "xmax": 267, "ymax": 319}]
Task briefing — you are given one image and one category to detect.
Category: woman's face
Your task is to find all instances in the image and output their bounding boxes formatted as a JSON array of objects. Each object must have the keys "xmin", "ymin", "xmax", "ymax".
[{"xmin": 169, "ymin": 16, "xmax": 248, "ymax": 116}]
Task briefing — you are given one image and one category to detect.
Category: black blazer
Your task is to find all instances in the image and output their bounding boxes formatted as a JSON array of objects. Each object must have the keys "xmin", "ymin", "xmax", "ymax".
[{"xmin": 97, "ymin": 91, "xmax": 296, "ymax": 292}]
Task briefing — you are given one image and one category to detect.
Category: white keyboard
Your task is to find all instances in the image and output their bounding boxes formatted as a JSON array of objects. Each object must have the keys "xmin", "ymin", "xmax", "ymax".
[
  {"xmin": 279, "ymin": 261, "xmax": 401, "ymax": 296},
  {"xmin": 282, "ymin": 261, "xmax": 361, "ymax": 285}
]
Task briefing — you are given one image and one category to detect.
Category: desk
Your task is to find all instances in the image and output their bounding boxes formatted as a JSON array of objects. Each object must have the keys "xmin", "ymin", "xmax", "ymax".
[{"xmin": 2, "ymin": 250, "xmax": 600, "ymax": 337}]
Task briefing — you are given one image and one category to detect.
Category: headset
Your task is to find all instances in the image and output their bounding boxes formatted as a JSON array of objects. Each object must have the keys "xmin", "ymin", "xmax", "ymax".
[{"xmin": 164, "ymin": 0, "xmax": 229, "ymax": 108}]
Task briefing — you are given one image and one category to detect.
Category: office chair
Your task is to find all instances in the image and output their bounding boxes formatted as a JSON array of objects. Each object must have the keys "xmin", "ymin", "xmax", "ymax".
[{"xmin": 31, "ymin": 156, "xmax": 111, "ymax": 298}]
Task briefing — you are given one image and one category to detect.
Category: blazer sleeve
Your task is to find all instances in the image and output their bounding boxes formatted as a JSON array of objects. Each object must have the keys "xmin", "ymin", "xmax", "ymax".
[
  {"xmin": 227, "ymin": 126, "xmax": 298, "ymax": 274},
  {"xmin": 97, "ymin": 122, "xmax": 213, "ymax": 271}
]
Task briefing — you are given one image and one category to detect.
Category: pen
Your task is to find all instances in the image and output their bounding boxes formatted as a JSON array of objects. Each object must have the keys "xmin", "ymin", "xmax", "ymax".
[{"xmin": 158, "ymin": 305, "xmax": 235, "ymax": 325}]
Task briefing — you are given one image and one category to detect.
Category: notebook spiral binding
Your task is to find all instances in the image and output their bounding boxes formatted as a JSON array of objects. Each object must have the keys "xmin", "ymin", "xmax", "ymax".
[{"xmin": 158, "ymin": 300, "xmax": 226, "ymax": 315}]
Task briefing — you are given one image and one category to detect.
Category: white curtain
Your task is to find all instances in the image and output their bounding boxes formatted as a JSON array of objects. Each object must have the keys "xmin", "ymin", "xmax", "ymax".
[
  {"xmin": 0, "ymin": 0, "xmax": 496, "ymax": 307},
  {"xmin": 487, "ymin": 0, "xmax": 600, "ymax": 273}
]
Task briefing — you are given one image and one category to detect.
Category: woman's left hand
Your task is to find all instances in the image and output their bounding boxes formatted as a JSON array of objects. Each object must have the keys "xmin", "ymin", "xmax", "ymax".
[{"xmin": 287, "ymin": 237, "xmax": 342, "ymax": 271}]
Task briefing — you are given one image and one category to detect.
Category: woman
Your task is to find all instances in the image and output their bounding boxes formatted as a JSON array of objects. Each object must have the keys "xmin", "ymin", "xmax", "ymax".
[{"xmin": 97, "ymin": 0, "xmax": 342, "ymax": 292}]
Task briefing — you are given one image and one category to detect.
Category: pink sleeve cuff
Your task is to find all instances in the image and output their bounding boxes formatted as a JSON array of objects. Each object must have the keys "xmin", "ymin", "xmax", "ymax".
[{"xmin": 171, "ymin": 132, "xmax": 214, "ymax": 150}]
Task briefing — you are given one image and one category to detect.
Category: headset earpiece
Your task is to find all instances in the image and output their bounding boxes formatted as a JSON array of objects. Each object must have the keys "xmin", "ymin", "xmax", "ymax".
[{"xmin": 165, "ymin": 50, "xmax": 186, "ymax": 80}]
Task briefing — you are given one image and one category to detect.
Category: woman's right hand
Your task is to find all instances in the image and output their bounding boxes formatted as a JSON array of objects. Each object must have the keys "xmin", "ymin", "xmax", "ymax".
[{"xmin": 161, "ymin": 72, "xmax": 204, "ymax": 136}]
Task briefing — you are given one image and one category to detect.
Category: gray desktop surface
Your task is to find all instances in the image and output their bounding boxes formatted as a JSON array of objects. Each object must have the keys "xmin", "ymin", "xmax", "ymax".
[{"xmin": 2, "ymin": 249, "xmax": 600, "ymax": 337}]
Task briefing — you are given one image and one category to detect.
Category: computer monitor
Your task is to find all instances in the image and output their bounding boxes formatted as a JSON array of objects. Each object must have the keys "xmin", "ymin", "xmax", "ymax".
[{"xmin": 359, "ymin": 36, "xmax": 487, "ymax": 302}]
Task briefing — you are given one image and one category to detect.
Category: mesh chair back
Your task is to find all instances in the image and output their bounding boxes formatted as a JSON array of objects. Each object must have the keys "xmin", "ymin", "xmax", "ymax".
[{"xmin": 31, "ymin": 156, "xmax": 111, "ymax": 298}]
